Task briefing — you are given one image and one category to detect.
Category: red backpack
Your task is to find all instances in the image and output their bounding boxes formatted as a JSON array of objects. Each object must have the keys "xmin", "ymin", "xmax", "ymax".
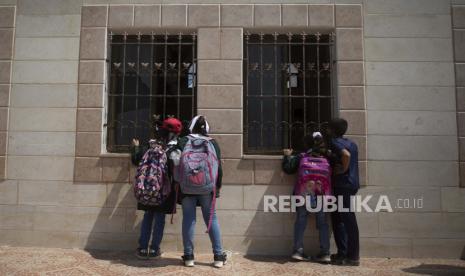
[{"xmin": 294, "ymin": 153, "xmax": 332, "ymax": 196}]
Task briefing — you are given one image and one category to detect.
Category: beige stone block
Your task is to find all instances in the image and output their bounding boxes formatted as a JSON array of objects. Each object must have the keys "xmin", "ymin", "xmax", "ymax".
[
  {"xmin": 0, "ymin": 61, "xmax": 11, "ymax": 83},
  {"xmin": 210, "ymin": 134, "xmax": 242, "ymax": 159},
  {"xmin": 78, "ymin": 84, "xmax": 103, "ymax": 108},
  {"xmin": 461, "ymin": 162, "xmax": 465, "ymax": 188},
  {"xmin": 80, "ymin": 28, "xmax": 106, "ymax": 60},
  {"xmin": 223, "ymin": 235, "xmax": 293, "ymax": 255},
  {"xmin": 336, "ymin": 28, "xmax": 363, "ymax": 61},
  {"xmin": 457, "ymin": 63, "xmax": 465, "ymax": 87},
  {"xmin": 0, "ymin": 156, "xmax": 4, "ymax": 180},
  {"xmin": 106, "ymin": 182, "xmax": 136, "ymax": 208},
  {"xmin": 458, "ymin": 112, "xmax": 465, "ymax": 137},
  {"xmin": 8, "ymin": 156, "xmax": 74, "ymax": 181},
  {"xmin": 339, "ymin": 110, "xmax": 365, "ymax": 135},
  {"xmin": 221, "ymin": 4, "xmax": 253, "ymax": 27},
  {"xmin": 0, "ymin": 84, "xmax": 9, "ymax": 107},
  {"xmin": 9, "ymin": 108, "xmax": 76, "ymax": 131},
  {"xmin": 15, "ymin": 37, "xmax": 80, "ymax": 61},
  {"xmin": 79, "ymin": 232, "xmax": 139, "ymax": 250},
  {"xmin": 338, "ymin": 86, "xmax": 364, "ymax": 110},
  {"xmin": 0, "ymin": 180, "xmax": 17, "ymax": 205},
  {"xmin": 254, "ymin": 159, "xmax": 295, "ymax": 186},
  {"xmin": 13, "ymin": 61, "xmax": 78, "ymax": 84},
  {"xmin": 108, "ymin": 5, "xmax": 133, "ymax": 28},
  {"xmin": 18, "ymin": 180, "xmax": 61, "ymax": 206},
  {"xmin": 454, "ymin": 30, "xmax": 465, "ymax": 63},
  {"xmin": 441, "ymin": 187, "xmax": 465, "ymax": 212},
  {"xmin": 254, "ymin": 5, "xmax": 281, "ymax": 27},
  {"xmin": 359, "ymin": 160, "xmax": 367, "ymax": 186},
  {"xmin": 0, "ymin": 6, "xmax": 15, "ymax": 28},
  {"xmin": 0, "ymin": 131, "xmax": 5, "ymax": 155},
  {"xmin": 76, "ymin": 132, "xmax": 101, "ymax": 157},
  {"xmin": 16, "ymin": 14, "xmax": 80, "ymax": 37},
  {"xmin": 134, "ymin": 5, "xmax": 160, "ymax": 27},
  {"xmin": 216, "ymin": 185, "xmax": 243, "ymax": 210},
  {"xmin": 197, "ymin": 85, "xmax": 242, "ymax": 109},
  {"xmin": 345, "ymin": 135, "xmax": 366, "ymax": 161},
  {"xmin": 413, "ymin": 238, "xmax": 465, "ymax": 259},
  {"xmin": 0, "ymin": 107, "xmax": 7, "ymax": 131},
  {"xmin": 0, "ymin": 205, "xmax": 35, "ymax": 230},
  {"xmin": 0, "ymin": 29, "xmax": 13, "ymax": 59},
  {"xmin": 60, "ymin": 182, "xmax": 107, "ymax": 207},
  {"xmin": 161, "ymin": 5, "xmax": 186, "ymax": 27},
  {"xmin": 366, "ymin": 0, "xmax": 449, "ymax": 14},
  {"xmin": 198, "ymin": 109, "xmax": 241, "ymax": 134},
  {"xmin": 243, "ymin": 185, "xmax": 291, "ymax": 211},
  {"xmin": 360, "ymin": 238, "xmax": 412, "ymax": 258},
  {"xmin": 188, "ymin": 5, "xmax": 219, "ymax": 27},
  {"xmin": 33, "ymin": 206, "xmax": 126, "ymax": 233},
  {"xmin": 221, "ymin": 28, "xmax": 242, "ymax": 60},
  {"xmin": 74, "ymin": 157, "xmax": 102, "ymax": 182},
  {"xmin": 8, "ymin": 131, "xmax": 75, "ymax": 156},
  {"xmin": 308, "ymin": 5, "xmax": 334, "ymax": 29},
  {"xmin": 81, "ymin": 5, "xmax": 107, "ymax": 27},
  {"xmin": 17, "ymin": 0, "xmax": 81, "ymax": 15},
  {"xmin": 222, "ymin": 159, "xmax": 253, "ymax": 185},
  {"xmin": 457, "ymin": 88, "xmax": 465, "ymax": 112},
  {"xmin": 102, "ymin": 157, "xmax": 130, "ymax": 182},
  {"xmin": 79, "ymin": 61, "xmax": 105, "ymax": 84},
  {"xmin": 11, "ymin": 84, "xmax": 77, "ymax": 108},
  {"xmin": 335, "ymin": 4, "xmax": 362, "ymax": 27},
  {"xmin": 337, "ymin": 62, "xmax": 363, "ymax": 86},
  {"xmin": 217, "ymin": 209, "xmax": 285, "ymax": 237},
  {"xmin": 197, "ymin": 28, "xmax": 220, "ymax": 60},
  {"xmin": 282, "ymin": 5, "xmax": 307, "ymax": 27},
  {"xmin": 77, "ymin": 108, "xmax": 102, "ymax": 132},
  {"xmin": 198, "ymin": 60, "xmax": 242, "ymax": 84},
  {"xmin": 453, "ymin": 5, "xmax": 465, "ymax": 28}
]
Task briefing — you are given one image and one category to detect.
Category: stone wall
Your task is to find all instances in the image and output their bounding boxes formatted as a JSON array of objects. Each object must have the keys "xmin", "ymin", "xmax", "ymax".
[{"xmin": 0, "ymin": 0, "xmax": 464, "ymax": 259}]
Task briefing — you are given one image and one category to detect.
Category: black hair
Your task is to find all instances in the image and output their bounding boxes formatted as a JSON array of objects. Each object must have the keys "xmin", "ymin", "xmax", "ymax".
[
  {"xmin": 191, "ymin": 116, "xmax": 208, "ymax": 136},
  {"xmin": 329, "ymin": 118, "xmax": 348, "ymax": 138},
  {"xmin": 303, "ymin": 133, "xmax": 327, "ymax": 156}
]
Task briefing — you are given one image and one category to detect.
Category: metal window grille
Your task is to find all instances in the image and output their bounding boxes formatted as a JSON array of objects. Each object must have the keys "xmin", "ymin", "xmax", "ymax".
[
  {"xmin": 107, "ymin": 32, "xmax": 197, "ymax": 152},
  {"xmin": 243, "ymin": 32, "xmax": 336, "ymax": 155}
]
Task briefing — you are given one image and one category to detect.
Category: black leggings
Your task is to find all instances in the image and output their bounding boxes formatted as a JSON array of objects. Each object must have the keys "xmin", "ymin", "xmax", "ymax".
[{"xmin": 331, "ymin": 188, "xmax": 360, "ymax": 260}]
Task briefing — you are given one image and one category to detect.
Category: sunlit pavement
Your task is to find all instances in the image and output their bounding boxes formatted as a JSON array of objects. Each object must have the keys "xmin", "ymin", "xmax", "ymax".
[{"xmin": 1, "ymin": 246, "xmax": 464, "ymax": 275}]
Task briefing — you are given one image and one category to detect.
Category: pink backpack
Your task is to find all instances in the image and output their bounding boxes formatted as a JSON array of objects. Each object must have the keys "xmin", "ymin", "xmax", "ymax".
[{"xmin": 295, "ymin": 153, "xmax": 332, "ymax": 196}]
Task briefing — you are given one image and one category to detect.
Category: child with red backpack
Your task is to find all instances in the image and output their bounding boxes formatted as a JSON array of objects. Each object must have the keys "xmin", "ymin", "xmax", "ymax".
[
  {"xmin": 283, "ymin": 132, "xmax": 332, "ymax": 264},
  {"xmin": 176, "ymin": 115, "xmax": 227, "ymax": 268},
  {"xmin": 131, "ymin": 117, "xmax": 183, "ymax": 259}
]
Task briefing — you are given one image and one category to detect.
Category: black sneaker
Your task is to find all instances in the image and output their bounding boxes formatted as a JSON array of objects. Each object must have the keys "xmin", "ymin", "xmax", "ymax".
[
  {"xmin": 342, "ymin": 258, "xmax": 360, "ymax": 266},
  {"xmin": 213, "ymin": 252, "xmax": 227, "ymax": 268},
  {"xmin": 135, "ymin": 248, "xmax": 149, "ymax": 260},
  {"xmin": 291, "ymin": 249, "xmax": 310, "ymax": 261},
  {"xmin": 330, "ymin": 253, "xmax": 346, "ymax": 265},
  {"xmin": 182, "ymin": 254, "xmax": 195, "ymax": 267},
  {"xmin": 312, "ymin": 253, "xmax": 331, "ymax": 264},
  {"xmin": 148, "ymin": 248, "xmax": 162, "ymax": 259}
]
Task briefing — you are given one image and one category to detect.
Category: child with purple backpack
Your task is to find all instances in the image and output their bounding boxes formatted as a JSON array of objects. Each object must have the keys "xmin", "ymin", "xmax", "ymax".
[{"xmin": 282, "ymin": 132, "xmax": 332, "ymax": 264}]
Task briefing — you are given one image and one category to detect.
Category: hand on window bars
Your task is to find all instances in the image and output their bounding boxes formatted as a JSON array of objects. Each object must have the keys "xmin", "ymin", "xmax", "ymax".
[{"xmin": 132, "ymin": 138, "xmax": 140, "ymax": 147}]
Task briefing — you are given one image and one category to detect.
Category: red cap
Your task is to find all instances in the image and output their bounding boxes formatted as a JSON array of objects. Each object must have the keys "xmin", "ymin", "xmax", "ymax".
[{"xmin": 162, "ymin": 117, "xmax": 182, "ymax": 135}]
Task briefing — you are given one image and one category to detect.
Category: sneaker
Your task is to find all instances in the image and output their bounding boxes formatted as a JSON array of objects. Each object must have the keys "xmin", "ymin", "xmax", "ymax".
[
  {"xmin": 135, "ymin": 248, "xmax": 149, "ymax": 260},
  {"xmin": 312, "ymin": 253, "xmax": 331, "ymax": 264},
  {"xmin": 330, "ymin": 253, "xmax": 346, "ymax": 265},
  {"xmin": 182, "ymin": 254, "xmax": 195, "ymax": 267},
  {"xmin": 342, "ymin": 258, "xmax": 360, "ymax": 266},
  {"xmin": 148, "ymin": 248, "xmax": 162, "ymax": 259},
  {"xmin": 291, "ymin": 249, "xmax": 310, "ymax": 261},
  {"xmin": 213, "ymin": 252, "xmax": 227, "ymax": 268}
]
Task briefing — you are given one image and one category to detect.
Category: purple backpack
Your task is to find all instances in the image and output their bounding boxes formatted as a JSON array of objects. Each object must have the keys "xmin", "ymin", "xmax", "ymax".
[
  {"xmin": 134, "ymin": 141, "xmax": 171, "ymax": 206},
  {"xmin": 295, "ymin": 153, "xmax": 332, "ymax": 196}
]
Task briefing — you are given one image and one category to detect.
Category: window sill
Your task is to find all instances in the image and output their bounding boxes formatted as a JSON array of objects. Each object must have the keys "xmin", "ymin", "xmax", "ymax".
[
  {"xmin": 242, "ymin": 155, "xmax": 282, "ymax": 160},
  {"xmin": 99, "ymin": 152, "xmax": 131, "ymax": 158}
]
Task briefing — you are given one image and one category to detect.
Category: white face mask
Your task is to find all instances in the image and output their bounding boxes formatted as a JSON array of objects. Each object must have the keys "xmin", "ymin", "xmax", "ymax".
[{"xmin": 188, "ymin": 115, "xmax": 210, "ymax": 134}]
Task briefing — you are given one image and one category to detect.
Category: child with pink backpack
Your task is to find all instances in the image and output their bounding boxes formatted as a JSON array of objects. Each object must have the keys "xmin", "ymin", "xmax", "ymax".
[{"xmin": 283, "ymin": 132, "xmax": 332, "ymax": 264}]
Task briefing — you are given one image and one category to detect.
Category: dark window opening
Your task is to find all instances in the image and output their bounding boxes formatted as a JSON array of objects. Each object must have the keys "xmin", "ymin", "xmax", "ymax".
[
  {"xmin": 243, "ymin": 32, "xmax": 336, "ymax": 155},
  {"xmin": 107, "ymin": 32, "xmax": 197, "ymax": 153}
]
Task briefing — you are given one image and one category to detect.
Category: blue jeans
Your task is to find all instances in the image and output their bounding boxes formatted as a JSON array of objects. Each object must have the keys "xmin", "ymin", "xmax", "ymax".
[
  {"xmin": 182, "ymin": 194, "xmax": 223, "ymax": 256},
  {"xmin": 138, "ymin": 210, "xmax": 166, "ymax": 251},
  {"xmin": 293, "ymin": 196, "xmax": 330, "ymax": 255}
]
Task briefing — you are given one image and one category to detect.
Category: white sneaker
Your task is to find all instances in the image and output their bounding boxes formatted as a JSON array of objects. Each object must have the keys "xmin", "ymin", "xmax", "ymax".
[
  {"xmin": 182, "ymin": 255, "xmax": 195, "ymax": 267},
  {"xmin": 213, "ymin": 253, "xmax": 227, "ymax": 268}
]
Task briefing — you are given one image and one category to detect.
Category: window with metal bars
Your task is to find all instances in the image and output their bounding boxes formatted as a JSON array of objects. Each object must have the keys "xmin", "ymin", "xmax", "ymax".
[
  {"xmin": 107, "ymin": 32, "xmax": 197, "ymax": 153},
  {"xmin": 243, "ymin": 32, "xmax": 336, "ymax": 155}
]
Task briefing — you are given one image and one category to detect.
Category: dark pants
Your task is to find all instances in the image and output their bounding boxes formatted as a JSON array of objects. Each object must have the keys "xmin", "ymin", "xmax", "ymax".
[{"xmin": 331, "ymin": 188, "xmax": 359, "ymax": 260}]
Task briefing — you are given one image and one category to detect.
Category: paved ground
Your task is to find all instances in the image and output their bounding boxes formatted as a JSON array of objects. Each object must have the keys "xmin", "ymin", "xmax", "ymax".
[{"xmin": 1, "ymin": 246, "xmax": 465, "ymax": 275}]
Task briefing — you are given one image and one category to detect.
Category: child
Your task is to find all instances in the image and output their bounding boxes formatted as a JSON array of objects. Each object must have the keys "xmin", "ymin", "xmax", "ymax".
[
  {"xmin": 328, "ymin": 118, "xmax": 360, "ymax": 266},
  {"xmin": 131, "ymin": 117, "xmax": 183, "ymax": 259},
  {"xmin": 176, "ymin": 115, "xmax": 227, "ymax": 268},
  {"xmin": 283, "ymin": 132, "xmax": 331, "ymax": 264}
]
